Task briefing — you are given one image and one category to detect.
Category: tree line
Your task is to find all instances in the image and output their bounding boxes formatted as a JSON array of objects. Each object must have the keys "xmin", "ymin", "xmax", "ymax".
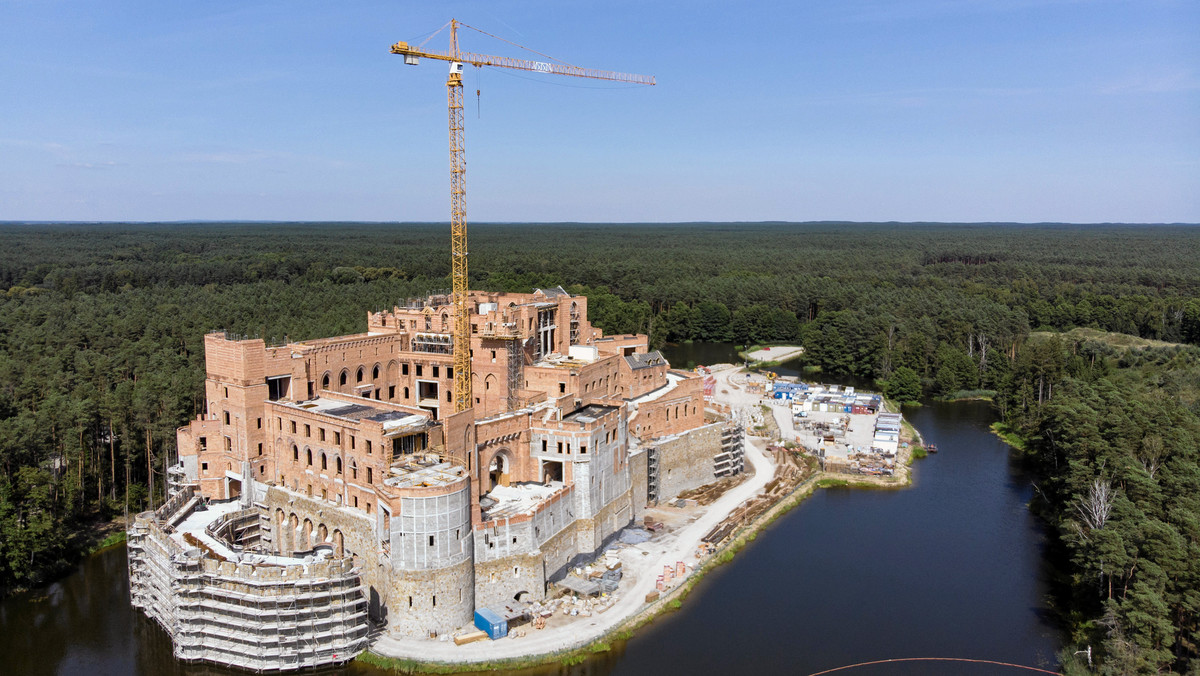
[
  {"xmin": 1, "ymin": 219, "xmax": 1199, "ymax": 673},
  {"xmin": 995, "ymin": 334, "xmax": 1200, "ymax": 673}
]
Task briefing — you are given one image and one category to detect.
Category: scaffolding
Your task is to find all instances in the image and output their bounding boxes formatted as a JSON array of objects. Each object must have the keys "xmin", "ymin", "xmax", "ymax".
[
  {"xmin": 128, "ymin": 504, "xmax": 369, "ymax": 672},
  {"xmin": 507, "ymin": 336, "xmax": 523, "ymax": 411},
  {"xmin": 714, "ymin": 424, "xmax": 746, "ymax": 478}
]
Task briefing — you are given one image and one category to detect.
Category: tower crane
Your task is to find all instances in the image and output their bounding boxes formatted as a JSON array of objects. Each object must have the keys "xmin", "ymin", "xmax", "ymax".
[{"xmin": 391, "ymin": 19, "xmax": 655, "ymax": 413}]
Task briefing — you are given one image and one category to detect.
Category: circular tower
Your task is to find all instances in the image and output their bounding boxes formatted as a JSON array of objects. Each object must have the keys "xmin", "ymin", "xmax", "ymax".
[{"xmin": 383, "ymin": 463, "xmax": 475, "ymax": 638}]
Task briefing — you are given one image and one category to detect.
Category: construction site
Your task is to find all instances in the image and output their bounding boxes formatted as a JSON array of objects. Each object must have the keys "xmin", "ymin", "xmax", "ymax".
[
  {"xmin": 116, "ymin": 20, "xmax": 894, "ymax": 672},
  {"xmin": 127, "ymin": 283, "xmax": 748, "ymax": 670}
]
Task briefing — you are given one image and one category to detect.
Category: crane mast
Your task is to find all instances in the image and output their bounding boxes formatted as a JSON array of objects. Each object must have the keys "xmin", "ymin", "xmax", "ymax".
[
  {"xmin": 445, "ymin": 22, "xmax": 470, "ymax": 415},
  {"xmin": 392, "ymin": 19, "xmax": 655, "ymax": 413}
]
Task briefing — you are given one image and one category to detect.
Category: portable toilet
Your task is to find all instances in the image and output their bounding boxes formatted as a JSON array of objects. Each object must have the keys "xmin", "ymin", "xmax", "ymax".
[{"xmin": 474, "ymin": 607, "xmax": 508, "ymax": 639}]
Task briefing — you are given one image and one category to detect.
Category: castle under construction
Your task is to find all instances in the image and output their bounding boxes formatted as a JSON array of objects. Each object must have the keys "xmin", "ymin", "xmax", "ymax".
[{"xmin": 127, "ymin": 286, "xmax": 744, "ymax": 671}]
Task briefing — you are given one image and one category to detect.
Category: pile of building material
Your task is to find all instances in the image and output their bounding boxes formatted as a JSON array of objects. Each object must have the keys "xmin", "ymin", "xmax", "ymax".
[
  {"xmin": 530, "ymin": 593, "xmax": 622, "ymax": 620},
  {"xmin": 700, "ymin": 446, "xmax": 810, "ymax": 547},
  {"xmin": 677, "ymin": 474, "xmax": 745, "ymax": 506}
]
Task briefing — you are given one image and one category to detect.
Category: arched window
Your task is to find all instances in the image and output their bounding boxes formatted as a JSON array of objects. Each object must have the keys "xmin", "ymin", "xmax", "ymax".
[
  {"xmin": 321, "ymin": 373, "xmax": 330, "ymax": 389},
  {"xmin": 356, "ymin": 367, "xmax": 364, "ymax": 383},
  {"xmin": 339, "ymin": 371, "xmax": 348, "ymax": 386},
  {"xmin": 350, "ymin": 460, "xmax": 358, "ymax": 480},
  {"xmin": 292, "ymin": 444, "xmax": 299, "ymax": 461},
  {"xmin": 372, "ymin": 364, "xmax": 380, "ymax": 379},
  {"xmin": 321, "ymin": 453, "xmax": 327, "ymax": 470},
  {"xmin": 306, "ymin": 449, "xmax": 312, "ymax": 466},
  {"xmin": 336, "ymin": 457, "xmax": 343, "ymax": 474},
  {"xmin": 403, "ymin": 387, "xmax": 409, "ymax": 399}
]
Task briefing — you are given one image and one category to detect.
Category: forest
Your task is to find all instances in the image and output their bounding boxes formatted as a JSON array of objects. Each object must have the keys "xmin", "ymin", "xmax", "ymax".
[{"xmin": 1, "ymin": 221, "xmax": 1199, "ymax": 671}]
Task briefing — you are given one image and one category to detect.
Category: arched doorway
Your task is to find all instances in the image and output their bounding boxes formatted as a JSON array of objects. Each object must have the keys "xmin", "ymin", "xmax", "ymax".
[
  {"xmin": 488, "ymin": 451, "xmax": 512, "ymax": 490},
  {"xmin": 275, "ymin": 509, "xmax": 287, "ymax": 555},
  {"xmin": 288, "ymin": 513, "xmax": 300, "ymax": 553},
  {"xmin": 301, "ymin": 518, "xmax": 313, "ymax": 551}
]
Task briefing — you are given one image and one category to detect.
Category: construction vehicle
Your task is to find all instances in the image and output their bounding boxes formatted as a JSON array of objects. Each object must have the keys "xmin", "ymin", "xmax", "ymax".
[{"xmin": 391, "ymin": 20, "xmax": 655, "ymax": 412}]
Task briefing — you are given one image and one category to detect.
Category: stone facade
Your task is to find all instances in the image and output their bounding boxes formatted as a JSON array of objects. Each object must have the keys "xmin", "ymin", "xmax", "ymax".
[{"xmin": 650, "ymin": 422, "xmax": 746, "ymax": 503}]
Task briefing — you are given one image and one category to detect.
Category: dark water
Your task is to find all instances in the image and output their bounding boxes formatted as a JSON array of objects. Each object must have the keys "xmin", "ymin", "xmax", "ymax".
[
  {"xmin": 657, "ymin": 341, "xmax": 746, "ymax": 370},
  {"xmin": 0, "ymin": 347, "xmax": 1061, "ymax": 676},
  {"xmin": 603, "ymin": 399, "xmax": 1061, "ymax": 675}
]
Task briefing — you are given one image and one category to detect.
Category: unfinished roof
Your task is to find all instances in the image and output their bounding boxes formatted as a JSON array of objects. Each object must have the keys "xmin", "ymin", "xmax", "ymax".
[
  {"xmin": 481, "ymin": 481, "xmax": 564, "ymax": 521},
  {"xmin": 285, "ymin": 398, "xmax": 431, "ymax": 433},
  {"xmin": 386, "ymin": 457, "xmax": 465, "ymax": 489},
  {"xmin": 171, "ymin": 499, "xmax": 332, "ymax": 567},
  {"xmin": 288, "ymin": 333, "xmax": 375, "ymax": 349},
  {"xmin": 628, "ymin": 371, "xmax": 685, "ymax": 404},
  {"xmin": 624, "ymin": 350, "xmax": 667, "ymax": 370},
  {"xmin": 534, "ymin": 285, "xmax": 570, "ymax": 299},
  {"xmin": 534, "ymin": 352, "xmax": 595, "ymax": 369},
  {"xmin": 564, "ymin": 404, "xmax": 618, "ymax": 424}
]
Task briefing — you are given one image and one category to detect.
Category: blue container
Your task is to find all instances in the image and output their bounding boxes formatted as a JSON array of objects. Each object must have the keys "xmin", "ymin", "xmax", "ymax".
[
  {"xmin": 474, "ymin": 608, "xmax": 508, "ymax": 639},
  {"xmin": 844, "ymin": 406, "xmax": 853, "ymax": 413}
]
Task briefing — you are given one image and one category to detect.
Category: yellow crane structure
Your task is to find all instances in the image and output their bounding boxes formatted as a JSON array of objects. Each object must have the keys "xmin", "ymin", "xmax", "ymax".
[{"xmin": 391, "ymin": 19, "xmax": 655, "ymax": 413}]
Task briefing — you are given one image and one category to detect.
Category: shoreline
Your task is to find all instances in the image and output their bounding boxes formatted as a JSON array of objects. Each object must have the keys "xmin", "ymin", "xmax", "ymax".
[
  {"xmin": 359, "ymin": 471, "xmax": 867, "ymax": 673},
  {"xmin": 360, "ymin": 399, "xmax": 921, "ymax": 673}
]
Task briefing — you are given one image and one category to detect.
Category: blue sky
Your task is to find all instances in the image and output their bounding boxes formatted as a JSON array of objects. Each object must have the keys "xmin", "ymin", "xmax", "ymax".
[{"xmin": 1, "ymin": 0, "xmax": 1196, "ymax": 223}]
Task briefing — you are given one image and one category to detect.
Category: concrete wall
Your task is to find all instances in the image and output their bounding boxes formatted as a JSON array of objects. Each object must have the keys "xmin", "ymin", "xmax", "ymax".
[{"xmin": 261, "ymin": 486, "xmax": 383, "ymax": 624}]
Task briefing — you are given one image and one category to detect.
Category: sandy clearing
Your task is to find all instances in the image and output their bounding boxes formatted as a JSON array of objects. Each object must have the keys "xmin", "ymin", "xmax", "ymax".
[{"xmin": 744, "ymin": 345, "xmax": 805, "ymax": 364}]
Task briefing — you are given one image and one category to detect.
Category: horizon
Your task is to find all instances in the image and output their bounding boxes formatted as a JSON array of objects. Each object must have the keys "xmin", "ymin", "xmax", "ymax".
[{"xmin": 3, "ymin": 219, "xmax": 1200, "ymax": 228}]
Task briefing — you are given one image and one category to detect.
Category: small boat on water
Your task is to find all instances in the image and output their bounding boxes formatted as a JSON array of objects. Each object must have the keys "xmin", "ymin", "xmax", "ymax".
[{"xmin": 927, "ymin": 443, "xmax": 939, "ymax": 453}]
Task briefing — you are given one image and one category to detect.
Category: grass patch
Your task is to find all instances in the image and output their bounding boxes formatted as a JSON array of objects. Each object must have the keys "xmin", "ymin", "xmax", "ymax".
[
  {"xmin": 910, "ymin": 445, "xmax": 928, "ymax": 460},
  {"xmin": 816, "ymin": 478, "xmax": 850, "ymax": 488},
  {"xmin": 990, "ymin": 421, "xmax": 1028, "ymax": 452},
  {"xmin": 941, "ymin": 389, "xmax": 996, "ymax": 401},
  {"xmin": 90, "ymin": 530, "xmax": 126, "ymax": 554}
]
